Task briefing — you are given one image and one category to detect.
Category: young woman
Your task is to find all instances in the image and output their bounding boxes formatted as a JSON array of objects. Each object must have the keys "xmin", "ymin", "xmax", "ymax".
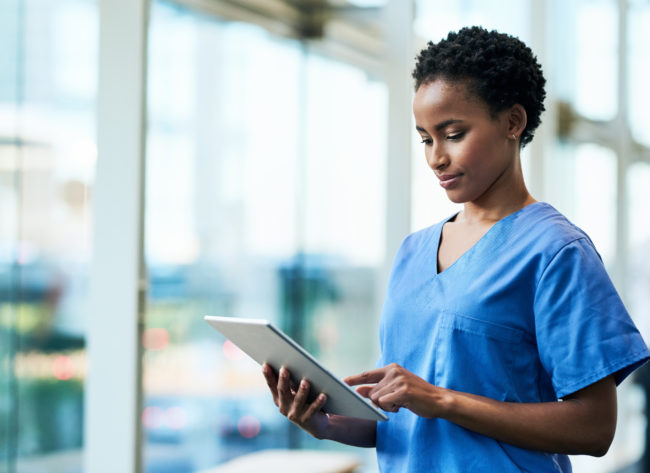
[{"xmin": 262, "ymin": 26, "xmax": 650, "ymax": 472}]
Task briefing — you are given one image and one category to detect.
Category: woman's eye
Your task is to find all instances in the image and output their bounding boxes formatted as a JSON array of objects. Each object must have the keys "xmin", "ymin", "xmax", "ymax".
[
  {"xmin": 447, "ymin": 131, "xmax": 465, "ymax": 141},
  {"xmin": 420, "ymin": 138, "xmax": 432, "ymax": 145}
]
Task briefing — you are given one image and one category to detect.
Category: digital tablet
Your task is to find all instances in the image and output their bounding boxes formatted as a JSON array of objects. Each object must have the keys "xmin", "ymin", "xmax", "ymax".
[{"xmin": 204, "ymin": 315, "xmax": 387, "ymax": 421}]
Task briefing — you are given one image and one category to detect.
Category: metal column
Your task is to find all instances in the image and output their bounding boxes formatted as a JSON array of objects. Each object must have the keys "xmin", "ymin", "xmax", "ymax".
[{"xmin": 85, "ymin": 0, "xmax": 149, "ymax": 472}]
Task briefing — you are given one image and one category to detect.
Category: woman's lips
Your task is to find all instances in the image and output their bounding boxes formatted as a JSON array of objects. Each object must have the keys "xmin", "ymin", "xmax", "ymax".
[{"xmin": 438, "ymin": 173, "xmax": 462, "ymax": 189}]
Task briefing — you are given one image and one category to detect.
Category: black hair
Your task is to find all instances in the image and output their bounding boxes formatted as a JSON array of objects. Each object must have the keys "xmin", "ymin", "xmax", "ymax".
[{"xmin": 412, "ymin": 26, "xmax": 546, "ymax": 147}]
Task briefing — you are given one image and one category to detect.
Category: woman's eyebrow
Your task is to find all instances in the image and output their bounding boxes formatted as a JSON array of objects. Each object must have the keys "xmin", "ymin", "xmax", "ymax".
[
  {"xmin": 415, "ymin": 119, "xmax": 463, "ymax": 134},
  {"xmin": 434, "ymin": 118, "xmax": 462, "ymax": 131}
]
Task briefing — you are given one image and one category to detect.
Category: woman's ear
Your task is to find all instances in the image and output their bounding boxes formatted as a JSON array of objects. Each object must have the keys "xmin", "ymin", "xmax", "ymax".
[{"xmin": 507, "ymin": 104, "xmax": 527, "ymax": 140}]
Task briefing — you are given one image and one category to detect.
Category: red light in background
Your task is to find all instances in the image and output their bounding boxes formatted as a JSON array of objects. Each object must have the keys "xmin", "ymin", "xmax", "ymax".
[
  {"xmin": 165, "ymin": 406, "xmax": 188, "ymax": 430},
  {"xmin": 223, "ymin": 340, "xmax": 246, "ymax": 361},
  {"xmin": 143, "ymin": 328, "xmax": 170, "ymax": 351},
  {"xmin": 142, "ymin": 406, "xmax": 164, "ymax": 430},
  {"xmin": 52, "ymin": 355, "xmax": 75, "ymax": 380},
  {"xmin": 237, "ymin": 415, "xmax": 261, "ymax": 439}
]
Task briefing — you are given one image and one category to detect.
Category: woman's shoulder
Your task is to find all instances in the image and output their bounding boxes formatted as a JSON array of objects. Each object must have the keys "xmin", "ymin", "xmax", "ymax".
[
  {"xmin": 516, "ymin": 202, "xmax": 590, "ymax": 242},
  {"xmin": 510, "ymin": 202, "xmax": 600, "ymax": 262}
]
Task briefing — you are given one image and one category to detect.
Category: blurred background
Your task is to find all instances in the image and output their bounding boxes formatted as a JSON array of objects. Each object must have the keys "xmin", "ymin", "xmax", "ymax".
[{"xmin": 1, "ymin": 0, "xmax": 650, "ymax": 472}]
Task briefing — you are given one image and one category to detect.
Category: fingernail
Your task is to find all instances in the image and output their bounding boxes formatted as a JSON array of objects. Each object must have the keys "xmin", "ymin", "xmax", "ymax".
[{"xmin": 318, "ymin": 393, "xmax": 326, "ymax": 401}]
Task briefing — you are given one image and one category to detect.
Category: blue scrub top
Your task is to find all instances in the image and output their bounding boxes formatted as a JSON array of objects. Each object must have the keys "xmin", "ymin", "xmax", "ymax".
[{"xmin": 376, "ymin": 202, "xmax": 649, "ymax": 473}]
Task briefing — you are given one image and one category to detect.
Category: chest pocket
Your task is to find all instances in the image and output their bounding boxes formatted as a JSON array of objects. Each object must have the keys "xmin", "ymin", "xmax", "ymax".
[{"xmin": 433, "ymin": 310, "xmax": 534, "ymax": 402}]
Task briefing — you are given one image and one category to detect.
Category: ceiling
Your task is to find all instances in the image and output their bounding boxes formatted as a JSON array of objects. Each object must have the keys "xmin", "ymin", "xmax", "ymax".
[{"xmin": 177, "ymin": 0, "xmax": 390, "ymax": 67}]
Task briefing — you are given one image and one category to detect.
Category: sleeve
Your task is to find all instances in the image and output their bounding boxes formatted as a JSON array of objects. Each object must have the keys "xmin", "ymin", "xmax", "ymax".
[{"xmin": 533, "ymin": 238, "xmax": 650, "ymax": 399}]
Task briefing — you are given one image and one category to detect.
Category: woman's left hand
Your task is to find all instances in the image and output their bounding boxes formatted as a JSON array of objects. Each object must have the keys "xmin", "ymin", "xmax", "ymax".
[{"xmin": 345, "ymin": 363, "xmax": 446, "ymax": 418}]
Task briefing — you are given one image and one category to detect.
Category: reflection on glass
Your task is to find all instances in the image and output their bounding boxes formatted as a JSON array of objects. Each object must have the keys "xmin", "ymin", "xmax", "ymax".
[
  {"xmin": 0, "ymin": 0, "xmax": 96, "ymax": 472},
  {"xmin": 144, "ymin": 2, "xmax": 386, "ymax": 472}
]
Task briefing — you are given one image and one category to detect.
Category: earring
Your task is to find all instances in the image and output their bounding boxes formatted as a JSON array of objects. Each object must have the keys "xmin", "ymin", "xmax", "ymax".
[{"xmin": 511, "ymin": 134, "xmax": 517, "ymax": 140}]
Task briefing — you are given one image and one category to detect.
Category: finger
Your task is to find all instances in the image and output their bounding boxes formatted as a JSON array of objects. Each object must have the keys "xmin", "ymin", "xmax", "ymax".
[
  {"xmin": 344, "ymin": 367, "xmax": 387, "ymax": 386},
  {"xmin": 364, "ymin": 382, "xmax": 398, "ymax": 408},
  {"xmin": 277, "ymin": 367, "xmax": 294, "ymax": 414},
  {"xmin": 262, "ymin": 363, "xmax": 279, "ymax": 404},
  {"xmin": 376, "ymin": 392, "xmax": 403, "ymax": 412},
  {"xmin": 287, "ymin": 379, "xmax": 310, "ymax": 422},
  {"xmin": 293, "ymin": 379, "xmax": 310, "ymax": 410},
  {"xmin": 355, "ymin": 385, "xmax": 373, "ymax": 399},
  {"xmin": 365, "ymin": 381, "xmax": 404, "ymax": 411},
  {"xmin": 356, "ymin": 377, "xmax": 393, "ymax": 402},
  {"xmin": 355, "ymin": 385, "xmax": 384, "ymax": 410},
  {"xmin": 301, "ymin": 393, "xmax": 327, "ymax": 424}
]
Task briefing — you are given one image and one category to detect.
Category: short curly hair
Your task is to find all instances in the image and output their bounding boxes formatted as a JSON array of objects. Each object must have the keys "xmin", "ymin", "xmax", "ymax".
[{"xmin": 413, "ymin": 26, "xmax": 546, "ymax": 147}]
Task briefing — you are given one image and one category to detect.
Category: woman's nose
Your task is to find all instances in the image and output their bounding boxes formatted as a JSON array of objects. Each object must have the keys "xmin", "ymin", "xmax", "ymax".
[{"xmin": 426, "ymin": 144, "xmax": 448, "ymax": 171}]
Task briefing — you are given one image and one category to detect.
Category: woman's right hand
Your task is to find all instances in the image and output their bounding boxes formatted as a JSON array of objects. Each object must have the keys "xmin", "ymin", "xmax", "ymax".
[{"xmin": 262, "ymin": 363, "xmax": 330, "ymax": 439}]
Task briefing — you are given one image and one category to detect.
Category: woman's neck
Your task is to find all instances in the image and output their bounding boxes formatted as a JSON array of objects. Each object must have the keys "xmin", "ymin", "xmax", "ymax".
[{"xmin": 459, "ymin": 158, "xmax": 536, "ymax": 225}]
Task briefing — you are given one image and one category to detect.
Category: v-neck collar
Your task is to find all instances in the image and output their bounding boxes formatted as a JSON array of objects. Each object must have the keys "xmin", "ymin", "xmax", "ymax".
[{"xmin": 433, "ymin": 202, "xmax": 542, "ymax": 276}]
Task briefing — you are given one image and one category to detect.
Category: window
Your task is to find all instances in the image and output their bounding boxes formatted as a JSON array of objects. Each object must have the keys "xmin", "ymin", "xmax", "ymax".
[
  {"xmin": 568, "ymin": 144, "xmax": 617, "ymax": 266},
  {"xmin": 142, "ymin": 2, "xmax": 387, "ymax": 471},
  {"xmin": 573, "ymin": 0, "xmax": 618, "ymax": 121},
  {"xmin": 628, "ymin": 0, "xmax": 650, "ymax": 146},
  {"xmin": 0, "ymin": 1, "xmax": 97, "ymax": 472}
]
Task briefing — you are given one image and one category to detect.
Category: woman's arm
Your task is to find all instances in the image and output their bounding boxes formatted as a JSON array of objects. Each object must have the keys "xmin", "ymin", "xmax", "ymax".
[
  {"xmin": 262, "ymin": 364, "xmax": 377, "ymax": 447},
  {"xmin": 346, "ymin": 364, "xmax": 617, "ymax": 456}
]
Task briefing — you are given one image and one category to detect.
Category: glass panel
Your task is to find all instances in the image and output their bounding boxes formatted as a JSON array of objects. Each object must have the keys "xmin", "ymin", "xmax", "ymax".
[
  {"xmin": 0, "ymin": 0, "xmax": 97, "ymax": 472},
  {"xmin": 414, "ymin": 0, "xmax": 529, "ymax": 43},
  {"xmin": 628, "ymin": 1, "xmax": 650, "ymax": 146},
  {"xmin": 300, "ymin": 51, "xmax": 386, "ymax": 388},
  {"xmin": 573, "ymin": 0, "xmax": 618, "ymax": 121},
  {"xmin": 143, "ymin": 2, "xmax": 387, "ymax": 472},
  {"xmin": 0, "ymin": 0, "xmax": 20, "ymax": 468},
  {"xmin": 303, "ymin": 55, "xmax": 386, "ymax": 267},
  {"xmin": 573, "ymin": 144, "xmax": 617, "ymax": 266},
  {"xmin": 551, "ymin": 144, "xmax": 617, "ymax": 267},
  {"xmin": 628, "ymin": 162, "xmax": 650, "ymax": 251}
]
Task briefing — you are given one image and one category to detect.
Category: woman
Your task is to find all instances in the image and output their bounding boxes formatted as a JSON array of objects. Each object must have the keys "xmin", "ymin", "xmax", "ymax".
[{"xmin": 263, "ymin": 26, "xmax": 650, "ymax": 472}]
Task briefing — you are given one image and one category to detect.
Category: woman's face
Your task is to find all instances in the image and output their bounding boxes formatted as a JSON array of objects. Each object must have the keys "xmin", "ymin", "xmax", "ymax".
[{"xmin": 413, "ymin": 79, "xmax": 516, "ymax": 205}]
